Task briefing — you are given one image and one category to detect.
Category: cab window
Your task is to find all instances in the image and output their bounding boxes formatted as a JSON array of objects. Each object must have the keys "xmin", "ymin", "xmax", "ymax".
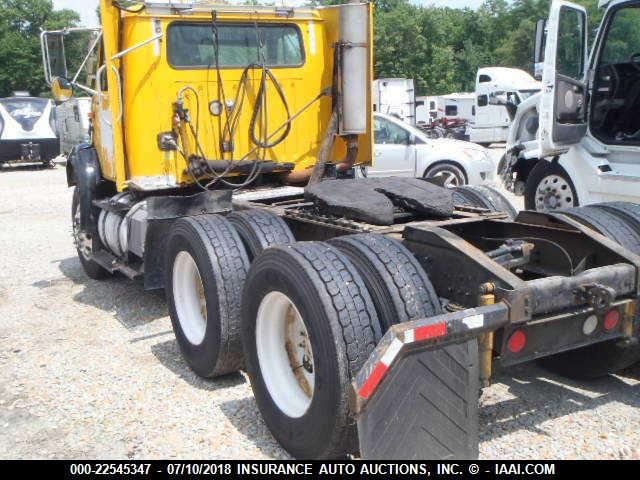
[
  {"xmin": 168, "ymin": 23, "xmax": 304, "ymax": 69},
  {"xmin": 556, "ymin": 7, "xmax": 586, "ymax": 79}
]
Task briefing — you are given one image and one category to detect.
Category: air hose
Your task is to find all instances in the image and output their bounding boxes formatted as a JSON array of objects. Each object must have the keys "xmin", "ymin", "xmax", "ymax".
[{"xmin": 249, "ymin": 66, "xmax": 292, "ymax": 149}]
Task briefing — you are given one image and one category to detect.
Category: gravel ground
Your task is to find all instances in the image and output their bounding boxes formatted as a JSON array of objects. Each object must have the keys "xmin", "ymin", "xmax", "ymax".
[{"xmin": 0, "ymin": 158, "xmax": 638, "ymax": 460}]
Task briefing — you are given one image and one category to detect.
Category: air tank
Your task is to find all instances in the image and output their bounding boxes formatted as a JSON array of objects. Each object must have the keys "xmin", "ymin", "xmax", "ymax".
[{"xmin": 97, "ymin": 193, "xmax": 147, "ymax": 258}]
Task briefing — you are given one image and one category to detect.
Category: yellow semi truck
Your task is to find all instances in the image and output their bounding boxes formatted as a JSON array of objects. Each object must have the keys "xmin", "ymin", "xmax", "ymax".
[{"xmin": 42, "ymin": 1, "xmax": 640, "ymax": 459}]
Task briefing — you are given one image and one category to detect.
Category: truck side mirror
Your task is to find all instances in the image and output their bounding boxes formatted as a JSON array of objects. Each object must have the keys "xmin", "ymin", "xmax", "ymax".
[
  {"xmin": 534, "ymin": 18, "xmax": 547, "ymax": 80},
  {"xmin": 51, "ymin": 77, "xmax": 73, "ymax": 104}
]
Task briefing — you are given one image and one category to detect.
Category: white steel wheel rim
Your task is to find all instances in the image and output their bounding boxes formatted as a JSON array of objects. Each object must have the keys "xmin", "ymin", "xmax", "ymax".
[
  {"xmin": 73, "ymin": 202, "xmax": 92, "ymax": 260},
  {"xmin": 535, "ymin": 174, "xmax": 575, "ymax": 210},
  {"xmin": 256, "ymin": 291, "xmax": 315, "ymax": 419},
  {"xmin": 431, "ymin": 169, "xmax": 461, "ymax": 187},
  {"xmin": 172, "ymin": 251, "xmax": 208, "ymax": 346}
]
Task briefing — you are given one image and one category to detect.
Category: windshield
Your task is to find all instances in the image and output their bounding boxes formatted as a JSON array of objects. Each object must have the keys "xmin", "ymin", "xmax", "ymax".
[
  {"xmin": 0, "ymin": 98, "xmax": 48, "ymax": 131},
  {"xmin": 518, "ymin": 89, "xmax": 540, "ymax": 101},
  {"xmin": 600, "ymin": 5, "xmax": 640, "ymax": 66}
]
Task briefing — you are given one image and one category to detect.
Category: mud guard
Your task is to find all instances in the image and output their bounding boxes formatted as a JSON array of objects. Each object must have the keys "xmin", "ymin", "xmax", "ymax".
[
  {"xmin": 143, "ymin": 190, "xmax": 233, "ymax": 291},
  {"xmin": 68, "ymin": 144, "xmax": 101, "ymax": 234},
  {"xmin": 352, "ymin": 303, "xmax": 509, "ymax": 460}
]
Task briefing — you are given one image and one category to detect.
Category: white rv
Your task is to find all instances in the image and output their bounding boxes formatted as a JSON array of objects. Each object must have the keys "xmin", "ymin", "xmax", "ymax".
[
  {"xmin": 373, "ymin": 78, "xmax": 416, "ymax": 125},
  {"xmin": 469, "ymin": 67, "xmax": 541, "ymax": 146},
  {"xmin": 0, "ymin": 93, "xmax": 59, "ymax": 166},
  {"xmin": 505, "ymin": 0, "xmax": 640, "ymax": 211}
]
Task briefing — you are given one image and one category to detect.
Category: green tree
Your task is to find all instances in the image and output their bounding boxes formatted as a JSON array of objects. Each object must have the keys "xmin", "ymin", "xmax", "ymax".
[{"xmin": 0, "ymin": 0, "xmax": 80, "ymax": 97}]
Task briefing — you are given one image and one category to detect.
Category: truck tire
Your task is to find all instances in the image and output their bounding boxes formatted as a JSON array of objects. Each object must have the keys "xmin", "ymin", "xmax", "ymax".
[
  {"xmin": 558, "ymin": 206, "xmax": 640, "ymax": 255},
  {"xmin": 590, "ymin": 202, "xmax": 640, "ymax": 251},
  {"xmin": 165, "ymin": 215, "xmax": 250, "ymax": 378},
  {"xmin": 227, "ymin": 210, "xmax": 295, "ymax": 261},
  {"xmin": 241, "ymin": 242, "xmax": 381, "ymax": 459},
  {"xmin": 331, "ymin": 233, "xmax": 441, "ymax": 332},
  {"xmin": 524, "ymin": 161, "xmax": 578, "ymax": 211},
  {"xmin": 330, "ymin": 233, "xmax": 481, "ymax": 459},
  {"xmin": 454, "ymin": 185, "xmax": 519, "ymax": 219},
  {"xmin": 71, "ymin": 187, "xmax": 110, "ymax": 280},
  {"xmin": 538, "ymin": 338, "xmax": 640, "ymax": 380}
]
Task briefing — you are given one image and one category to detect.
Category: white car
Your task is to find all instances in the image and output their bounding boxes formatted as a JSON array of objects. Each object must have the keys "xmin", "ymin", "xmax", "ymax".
[{"xmin": 365, "ymin": 113, "xmax": 496, "ymax": 187}]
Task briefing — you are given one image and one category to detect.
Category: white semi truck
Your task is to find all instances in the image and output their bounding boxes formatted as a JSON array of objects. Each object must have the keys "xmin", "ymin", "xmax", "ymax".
[
  {"xmin": 469, "ymin": 67, "xmax": 541, "ymax": 146},
  {"xmin": 372, "ymin": 78, "xmax": 416, "ymax": 125},
  {"xmin": 503, "ymin": 0, "xmax": 640, "ymax": 211}
]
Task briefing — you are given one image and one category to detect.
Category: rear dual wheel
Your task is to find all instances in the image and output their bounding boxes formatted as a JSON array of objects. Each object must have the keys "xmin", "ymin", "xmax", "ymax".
[
  {"xmin": 242, "ymin": 235, "xmax": 473, "ymax": 459},
  {"xmin": 165, "ymin": 211, "xmax": 296, "ymax": 378},
  {"xmin": 165, "ymin": 215, "xmax": 250, "ymax": 378},
  {"xmin": 241, "ymin": 242, "xmax": 382, "ymax": 459}
]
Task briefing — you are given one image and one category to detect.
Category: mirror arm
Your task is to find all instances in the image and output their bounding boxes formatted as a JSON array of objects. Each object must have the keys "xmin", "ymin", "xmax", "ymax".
[
  {"xmin": 72, "ymin": 83, "xmax": 100, "ymax": 97},
  {"xmin": 111, "ymin": 32, "xmax": 164, "ymax": 61}
]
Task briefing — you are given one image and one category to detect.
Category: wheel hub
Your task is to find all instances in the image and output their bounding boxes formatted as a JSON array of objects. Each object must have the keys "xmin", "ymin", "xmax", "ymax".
[
  {"xmin": 172, "ymin": 251, "xmax": 208, "ymax": 346},
  {"xmin": 256, "ymin": 291, "xmax": 316, "ymax": 418},
  {"xmin": 535, "ymin": 174, "xmax": 575, "ymax": 210}
]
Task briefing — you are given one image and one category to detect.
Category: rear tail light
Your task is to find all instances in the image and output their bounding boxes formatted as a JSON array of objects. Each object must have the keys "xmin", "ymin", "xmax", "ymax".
[
  {"xmin": 507, "ymin": 330, "xmax": 526, "ymax": 353},
  {"xmin": 603, "ymin": 308, "xmax": 620, "ymax": 331},
  {"xmin": 582, "ymin": 315, "xmax": 598, "ymax": 335}
]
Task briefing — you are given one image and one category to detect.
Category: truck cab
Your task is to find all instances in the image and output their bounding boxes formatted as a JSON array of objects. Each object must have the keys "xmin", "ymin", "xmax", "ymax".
[
  {"xmin": 468, "ymin": 67, "xmax": 540, "ymax": 146},
  {"xmin": 506, "ymin": 0, "xmax": 640, "ymax": 210}
]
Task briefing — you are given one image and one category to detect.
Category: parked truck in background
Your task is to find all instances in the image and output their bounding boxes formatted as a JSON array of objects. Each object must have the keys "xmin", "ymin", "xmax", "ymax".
[
  {"xmin": 42, "ymin": 0, "xmax": 640, "ymax": 460},
  {"xmin": 372, "ymin": 77, "xmax": 416, "ymax": 125},
  {"xmin": 502, "ymin": 0, "xmax": 640, "ymax": 211},
  {"xmin": 468, "ymin": 67, "xmax": 541, "ymax": 146}
]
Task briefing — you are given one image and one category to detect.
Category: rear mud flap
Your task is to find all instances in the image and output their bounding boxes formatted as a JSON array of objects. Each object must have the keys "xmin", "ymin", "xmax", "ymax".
[
  {"xmin": 357, "ymin": 339, "xmax": 479, "ymax": 460},
  {"xmin": 352, "ymin": 303, "xmax": 509, "ymax": 460}
]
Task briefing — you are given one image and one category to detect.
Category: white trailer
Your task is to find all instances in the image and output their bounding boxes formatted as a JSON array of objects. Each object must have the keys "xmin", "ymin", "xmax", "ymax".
[
  {"xmin": 468, "ymin": 67, "xmax": 541, "ymax": 146},
  {"xmin": 56, "ymin": 97, "xmax": 92, "ymax": 155},
  {"xmin": 373, "ymin": 78, "xmax": 416, "ymax": 125}
]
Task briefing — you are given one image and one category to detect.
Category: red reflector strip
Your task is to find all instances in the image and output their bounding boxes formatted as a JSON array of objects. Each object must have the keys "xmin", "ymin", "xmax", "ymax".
[
  {"xmin": 414, "ymin": 322, "xmax": 447, "ymax": 341},
  {"xmin": 358, "ymin": 362, "xmax": 389, "ymax": 400},
  {"xmin": 359, "ymin": 323, "xmax": 448, "ymax": 400}
]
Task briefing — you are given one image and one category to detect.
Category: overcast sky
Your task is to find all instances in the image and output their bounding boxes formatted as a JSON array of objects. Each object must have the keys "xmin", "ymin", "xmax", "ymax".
[{"xmin": 52, "ymin": 0, "xmax": 488, "ymax": 27}]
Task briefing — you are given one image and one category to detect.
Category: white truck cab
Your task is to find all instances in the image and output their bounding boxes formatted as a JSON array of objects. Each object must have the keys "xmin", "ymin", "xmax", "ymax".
[
  {"xmin": 469, "ymin": 67, "xmax": 541, "ymax": 146},
  {"xmin": 505, "ymin": 0, "xmax": 640, "ymax": 210}
]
